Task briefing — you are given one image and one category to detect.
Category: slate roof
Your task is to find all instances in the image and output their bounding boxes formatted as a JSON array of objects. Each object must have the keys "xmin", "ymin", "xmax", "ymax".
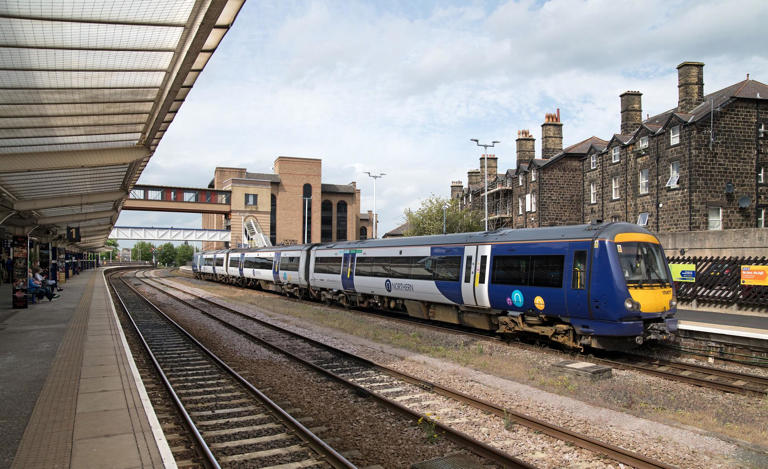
[
  {"xmin": 540, "ymin": 136, "xmax": 608, "ymax": 166},
  {"xmin": 321, "ymin": 183, "xmax": 356, "ymax": 194},
  {"xmin": 245, "ymin": 172, "xmax": 281, "ymax": 182},
  {"xmin": 383, "ymin": 221, "xmax": 410, "ymax": 237}
]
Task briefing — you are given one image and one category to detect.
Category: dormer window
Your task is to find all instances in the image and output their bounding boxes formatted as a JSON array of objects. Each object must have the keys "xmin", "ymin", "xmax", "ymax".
[
  {"xmin": 590, "ymin": 154, "xmax": 597, "ymax": 170},
  {"xmin": 638, "ymin": 136, "xmax": 649, "ymax": 149},
  {"xmin": 611, "ymin": 146, "xmax": 620, "ymax": 163},
  {"xmin": 531, "ymin": 168, "xmax": 537, "ymax": 181},
  {"xmin": 670, "ymin": 125, "xmax": 680, "ymax": 146}
]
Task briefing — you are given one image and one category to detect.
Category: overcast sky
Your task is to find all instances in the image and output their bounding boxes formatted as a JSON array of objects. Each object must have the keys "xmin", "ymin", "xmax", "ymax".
[{"xmin": 115, "ymin": 0, "xmax": 768, "ymax": 244}]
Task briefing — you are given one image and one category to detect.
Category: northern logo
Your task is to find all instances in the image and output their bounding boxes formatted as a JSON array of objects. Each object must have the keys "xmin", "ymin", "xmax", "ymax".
[{"xmin": 385, "ymin": 279, "xmax": 392, "ymax": 292}]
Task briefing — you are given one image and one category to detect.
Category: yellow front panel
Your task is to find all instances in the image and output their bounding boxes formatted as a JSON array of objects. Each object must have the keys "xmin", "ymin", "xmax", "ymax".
[
  {"xmin": 614, "ymin": 233, "xmax": 660, "ymax": 244},
  {"xmin": 628, "ymin": 287, "xmax": 674, "ymax": 313}
]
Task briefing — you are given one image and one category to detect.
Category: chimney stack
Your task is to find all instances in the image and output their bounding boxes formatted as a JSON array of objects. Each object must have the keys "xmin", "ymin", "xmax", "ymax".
[
  {"xmin": 677, "ymin": 61, "xmax": 705, "ymax": 113},
  {"xmin": 515, "ymin": 129, "xmax": 535, "ymax": 167},
  {"xmin": 479, "ymin": 154, "xmax": 498, "ymax": 181},
  {"xmin": 541, "ymin": 109, "xmax": 563, "ymax": 159},
  {"xmin": 450, "ymin": 180, "xmax": 464, "ymax": 200},
  {"xmin": 620, "ymin": 91, "xmax": 642, "ymax": 135}
]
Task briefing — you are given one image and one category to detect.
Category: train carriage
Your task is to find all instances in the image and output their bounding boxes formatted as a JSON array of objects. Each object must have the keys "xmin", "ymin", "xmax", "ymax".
[{"xmin": 196, "ymin": 222, "xmax": 677, "ymax": 350}]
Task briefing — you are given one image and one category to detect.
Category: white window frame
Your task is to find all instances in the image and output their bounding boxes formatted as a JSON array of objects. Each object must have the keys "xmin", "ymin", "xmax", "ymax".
[
  {"xmin": 638, "ymin": 136, "xmax": 649, "ymax": 149},
  {"xmin": 518, "ymin": 197, "xmax": 523, "ymax": 215},
  {"xmin": 666, "ymin": 160, "xmax": 680, "ymax": 188},
  {"xmin": 759, "ymin": 166, "xmax": 765, "ymax": 184},
  {"xmin": 518, "ymin": 174, "xmax": 523, "ymax": 186},
  {"xmin": 611, "ymin": 176, "xmax": 620, "ymax": 200},
  {"xmin": 183, "ymin": 191, "xmax": 197, "ymax": 202},
  {"xmin": 589, "ymin": 182, "xmax": 596, "ymax": 204},
  {"xmin": 245, "ymin": 193, "xmax": 257, "ymax": 206},
  {"xmin": 611, "ymin": 146, "xmax": 620, "ymax": 163},
  {"xmin": 670, "ymin": 125, "xmax": 680, "ymax": 145},
  {"xmin": 639, "ymin": 169, "xmax": 649, "ymax": 195},
  {"xmin": 758, "ymin": 207, "xmax": 766, "ymax": 228},
  {"xmin": 637, "ymin": 212, "xmax": 649, "ymax": 226},
  {"xmin": 590, "ymin": 154, "xmax": 597, "ymax": 170},
  {"xmin": 531, "ymin": 192, "xmax": 537, "ymax": 212},
  {"xmin": 708, "ymin": 206, "xmax": 722, "ymax": 230},
  {"xmin": 531, "ymin": 168, "xmax": 537, "ymax": 182},
  {"xmin": 759, "ymin": 123, "xmax": 766, "ymax": 138},
  {"xmin": 525, "ymin": 193, "xmax": 531, "ymax": 212},
  {"xmin": 130, "ymin": 189, "xmax": 144, "ymax": 199},
  {"xmin": 147, "ymin": 189, "xmax": 163, "ymax": 200}
]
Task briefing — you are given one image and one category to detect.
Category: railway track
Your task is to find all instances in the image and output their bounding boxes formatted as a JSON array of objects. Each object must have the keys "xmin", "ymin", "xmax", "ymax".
[
  {"xmin": 140, "ymin": 270, "xmax": 675, "ymax": 469},
  {"xmin": 174, "ymin": 270, "xmax": 768, "ymax": 397},
  {"xmin": 109, "ymin": 271, "xmax": 355, "ymax": 469}
]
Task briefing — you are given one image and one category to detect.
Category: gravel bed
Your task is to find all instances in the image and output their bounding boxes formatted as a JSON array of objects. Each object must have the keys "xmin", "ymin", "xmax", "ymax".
[
  {"xmin": 162, "ymin": 273, "xmax": 768, "ymax": 468},
  {"xmin": 134, "ymin": 281, "xmax": 493, "ymax": 468}
]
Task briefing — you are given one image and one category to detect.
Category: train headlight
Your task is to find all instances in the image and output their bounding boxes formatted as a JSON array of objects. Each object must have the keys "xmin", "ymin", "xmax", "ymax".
[
  {"xmin": 669, "ymin": 298, "xmax": 677, "ymax": 309},
  {"xmin": 624, "ymin": 298, "xmax": 635, "ymax": 310}
]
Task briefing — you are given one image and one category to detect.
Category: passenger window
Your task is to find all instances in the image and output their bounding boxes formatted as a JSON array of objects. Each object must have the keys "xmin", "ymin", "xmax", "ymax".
[
  {"xmin": 572, "ymin": 251, "xmax": 587, "ymax": 289},
  {"xmin": 478, "ymin": 256, "xmax": 487, "ymax": 284},
  {"xmin": 464, "ymin": 256, "xmax": 473, "ymax": 283}
]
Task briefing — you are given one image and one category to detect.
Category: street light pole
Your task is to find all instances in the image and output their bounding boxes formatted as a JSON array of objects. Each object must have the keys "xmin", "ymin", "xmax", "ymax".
[
  {"xmin": 470, "ymin": 139, "xmax": 500, "ymax": 232},
  {"xmin": 443, "ymin": 203, "xmax": 448, "ymax": 234},
  {"xmin": 303, "ymin": 197, "xmax": 310, "ymax": 244},
  {"xmin": 364, "ymin": 171, "xmax": 386, "ymax": 238}
]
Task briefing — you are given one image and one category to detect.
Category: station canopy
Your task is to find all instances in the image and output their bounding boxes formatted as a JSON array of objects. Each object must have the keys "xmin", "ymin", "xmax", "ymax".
[{"xmin": 0, "ymin": 0, "xmax": 244, "ymax": 250}]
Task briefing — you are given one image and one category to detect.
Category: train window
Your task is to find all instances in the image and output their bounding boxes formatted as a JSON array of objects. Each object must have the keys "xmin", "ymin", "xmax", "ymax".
[
  {"xmin": 478, "ymin": 256, "xmax": 487, "ymax": 284},
  {"xmin": 411, "ymin": 256, "xmax": 433, "ymax": 280},
  {"xmin": 353, "ymin": 257, "xmax": 371, "ymax": 276},
  {"xmin": 229, "ymin": 257, "xmax": 240, "ymax": 268},
  {"xmin": 388, "ymin": 257, "xmax": 412, "ymax": 278},
  {"xmin": 370, "ymin": 257, "xmax": 392, "ymax": 278},
  {"xmin": 433, "ymin": 256, "xmax": 461, "ymax": 281},
  {"xmin": 464, "ymin": 256, "xmax": 473, "ymax": 283},
  {"xmin": 314, "ymin": 257, "xmax": 342, "ymax": 275},
  {"xmin": 491, "ymin": 256, "xmax": 529, "ymax": 285},
  {"xmin": 204, "ymin": 257, "xmax": 214, "ymax": 267},
  {"xmin": 215, "ymin": 257, "xmax": 224, "ymax": 267},
  {"xmin": 280, "ymin": 256, "xmax": 300, "ymax": 271},
  {"xmin": 572, "ymin": 251, "xmax": 587, "ymax": 289},
  {"xmin": 245, "ymin": 257, "xmax": 273, "ymax": 270},
  {"xmin": 531, "ymin": 255, "xmax": 564, "ymax": 288}
]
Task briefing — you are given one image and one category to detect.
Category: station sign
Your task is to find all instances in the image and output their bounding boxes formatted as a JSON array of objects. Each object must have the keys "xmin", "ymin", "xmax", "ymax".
[
  {"xmin": 740, "ymin": 265, "xmax": 768, "ymax": 286},
  {"xmin": 669, "ymin": 263, "xmax": 696, "ymax": 282}
]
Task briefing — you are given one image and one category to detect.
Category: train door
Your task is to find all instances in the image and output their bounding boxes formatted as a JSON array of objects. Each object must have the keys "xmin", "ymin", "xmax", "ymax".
[
  {"xmin": 474, "ymin": 245, "xmax": 492, "ymax": 308},
  {"xmin": 239, "ymin": 253, "xmax": 245, "ymax": 277},
  {"xmin": 461, "ymin": 246, "xmax": 478, "ymax": 306},
  {"xmin": 212, "ymin": 254, "xmax": 217, "ymax": 275},
  {"xmin": 341, "ymin": 253, "xmax": 356, "ymax": 291},
  {"xmin": 272, "ymin": 252, "xmax": 281, "ymax": 283},
  {"xmin": 567, "ymin": 245, "xmax": 589, "ymax": 318}
]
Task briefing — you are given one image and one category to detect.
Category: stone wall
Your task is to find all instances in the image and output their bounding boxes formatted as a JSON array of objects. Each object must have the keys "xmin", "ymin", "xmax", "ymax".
[{"xmin": 656, "ymin": 227, "xmax": 768, "ymax": 257}]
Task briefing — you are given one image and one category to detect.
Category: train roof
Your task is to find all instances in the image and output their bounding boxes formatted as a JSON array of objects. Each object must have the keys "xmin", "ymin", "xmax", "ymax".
[{"xmin": 316, "ymin": 222, "xmax": 652, "ymax": 250}]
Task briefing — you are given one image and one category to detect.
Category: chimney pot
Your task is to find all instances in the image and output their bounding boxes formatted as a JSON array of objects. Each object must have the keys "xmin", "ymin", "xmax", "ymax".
[{"xmin": 541, "ymin": 110, "xmax": 563, "ymax": 159}]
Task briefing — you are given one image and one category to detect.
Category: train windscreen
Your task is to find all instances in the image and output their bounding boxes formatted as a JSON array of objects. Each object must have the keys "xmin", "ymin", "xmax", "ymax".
[{"xmin": 615, "ymin": 242, "xmax": 671, "ymax": 287}]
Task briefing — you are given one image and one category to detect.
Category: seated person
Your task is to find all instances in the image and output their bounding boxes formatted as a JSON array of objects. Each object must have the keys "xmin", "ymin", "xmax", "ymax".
[{"xmin": 30, "ymin": 268, "xmax": 58, "ymax": 301}]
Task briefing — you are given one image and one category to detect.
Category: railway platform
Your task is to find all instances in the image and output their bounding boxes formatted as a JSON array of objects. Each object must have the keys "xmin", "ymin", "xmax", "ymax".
[
  {"xmin": 676, "ymin": 308, "xmax": 768, "ymax": 342},
  {"xmin": 0, "ymin": 268, "xmax": 172, "ymax": 469}
]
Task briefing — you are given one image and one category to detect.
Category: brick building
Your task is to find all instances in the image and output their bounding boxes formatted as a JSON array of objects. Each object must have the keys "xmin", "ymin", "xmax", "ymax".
[
  {"xmin": 203, "ymin": 157, "xmax": 375, "ymax": 250},
  {"xmin": 456, "ymin": 62, "xmax": 768, "ymax": 232}
]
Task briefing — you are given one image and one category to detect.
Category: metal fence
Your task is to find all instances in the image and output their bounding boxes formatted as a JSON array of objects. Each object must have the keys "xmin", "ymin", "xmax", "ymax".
[{"xmin": 666, "ymin": 256, "xmax": 768, "ymax": 308}]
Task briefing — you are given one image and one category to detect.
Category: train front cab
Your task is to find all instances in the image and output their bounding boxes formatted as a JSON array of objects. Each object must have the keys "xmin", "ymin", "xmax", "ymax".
[{"xmin": 586, "ymin": 231, "xmax": 678, "ymax": 348}]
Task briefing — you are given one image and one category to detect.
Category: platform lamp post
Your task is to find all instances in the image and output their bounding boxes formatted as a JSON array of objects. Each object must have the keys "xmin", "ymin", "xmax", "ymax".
[
  {"xmin": 303, "ymin": 196, "xmax": 311, "ymax": 244},
  {"xmin": 364, "ymin": 171, "xmax": 385, "ymax": 238},
  {"xmin": 470, "ymin": 139, "xmax": 500, "ymax": 232}
]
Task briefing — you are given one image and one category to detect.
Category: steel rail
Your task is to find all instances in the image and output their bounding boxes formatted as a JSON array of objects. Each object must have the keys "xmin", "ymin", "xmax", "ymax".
[
  {"xmin": 142, "ymin": 272, "xmax": 673, "ymax": 469},
  {"xmin": 113, "ymin": 271, "xmax": 356, "ymax": 469}
]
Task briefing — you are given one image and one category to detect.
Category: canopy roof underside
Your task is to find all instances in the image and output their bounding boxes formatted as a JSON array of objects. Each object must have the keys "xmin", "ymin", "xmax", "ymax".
[{"xmin": 0, "ymin": 0, "xmax": 244, "ymax": 249}]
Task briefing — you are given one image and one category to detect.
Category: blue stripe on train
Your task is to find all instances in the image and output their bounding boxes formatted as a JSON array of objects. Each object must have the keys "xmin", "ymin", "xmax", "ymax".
[{"xmin": 431, "ymin": 246, "xmax": 463, "ymax": 305}]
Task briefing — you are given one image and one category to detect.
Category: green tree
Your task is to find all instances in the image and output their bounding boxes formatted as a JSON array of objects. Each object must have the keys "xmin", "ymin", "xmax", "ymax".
[
  {"xmin": 100, "ymin": 239, "xmax": 119, "ymax": 261},
  {"xmin": 175, "ymin": 243, "xmax": 195, "ymax": 267},
  {"xmin": 404, "ymin": 196, "xmax": 484, "ymax": 236},
  {"xmin": 157, "ymin": 242, "xmax": 176, "ymax": 266},
  {"xmin": 131, "ymin": 241, "xmax": 155, "ymax": 262}
]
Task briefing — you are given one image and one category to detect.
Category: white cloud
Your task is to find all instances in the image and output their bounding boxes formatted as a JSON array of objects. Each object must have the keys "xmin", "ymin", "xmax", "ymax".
[{"xmin": 119, "ymin": 0, "xmax": 768, "ymax": 236}]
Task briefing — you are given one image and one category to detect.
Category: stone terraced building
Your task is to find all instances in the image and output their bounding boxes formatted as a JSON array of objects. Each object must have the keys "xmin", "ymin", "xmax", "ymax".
[{"xmin": 455, "ymin": 62, "xmax": 768, "ymax": 232}]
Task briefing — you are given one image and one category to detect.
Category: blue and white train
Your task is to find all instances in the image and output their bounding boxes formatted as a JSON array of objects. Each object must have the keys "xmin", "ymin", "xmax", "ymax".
[{"xmin": 193, "ymin": 222, "xmax": 678, "ymax": 350}]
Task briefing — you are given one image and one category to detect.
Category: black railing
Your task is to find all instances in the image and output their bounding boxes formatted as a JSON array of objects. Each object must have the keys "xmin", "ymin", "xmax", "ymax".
[{"xmin": 666, "ymin": 256, "xmax": 768, "ymax": 308}]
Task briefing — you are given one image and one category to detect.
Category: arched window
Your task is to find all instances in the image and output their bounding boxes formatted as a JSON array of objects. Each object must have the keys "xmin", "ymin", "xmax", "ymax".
[
  {"xmin": 270, "ymin": 194, "xmax": 276, "ymax": 245},
  {"xmin": 321, "ymin": 200, "xmax": 333, "ymax": 242},
  {"xmin": 359, "ymin": 226, "xmax": 367, "ymax": 240},
  {"xmin": 336, "ymin": 201, "xmax": 347, "ymax": 241},
  {"xmin": 302, "ymin": 184, "xmax": 312, "ymax": 243}
]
